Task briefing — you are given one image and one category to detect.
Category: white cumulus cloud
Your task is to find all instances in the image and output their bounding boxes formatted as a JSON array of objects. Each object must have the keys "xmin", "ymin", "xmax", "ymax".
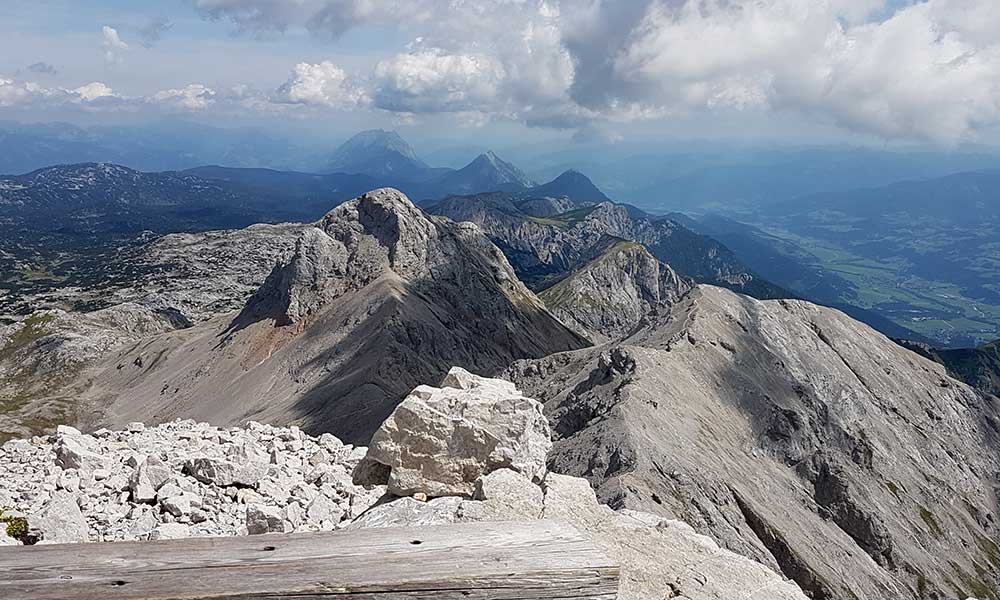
[
  {"xmin": 152, "ymin": 84, "xmax": 217, "ymax": 110},
  {"xmin": 273, "ymin": 61, "xmax": 367, "ymax": 108},
  {"xmin": 102, "ymin": 26, "xmax": 129, "ymax": 63},
  {"xmin": 372, "ymin": 50, "xmax": 507, "ymax": 114}
]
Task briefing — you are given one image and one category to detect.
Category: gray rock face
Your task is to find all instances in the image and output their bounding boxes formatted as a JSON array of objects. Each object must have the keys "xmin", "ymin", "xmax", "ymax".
[
  {"xmin": 539, "ymin": 237, "xmax": 694, "ymax": 342},
  {"xmin": 346, "ymin": 468, "xmax": 806, "ymax": 600},
  {"xmin": 465, "ymin": 468, "xmax": 544, "ymax": 522},
  {"xmin": 76, "ymin": 188, "xmax": 586, "ymax": 444},
  {"xmin": 427, "ymin": 195, "xmax": 783, "ymax": 298},
  {"xmin": 362, "ymin": 367, "xmax": 552, "ymax": 497},
  {"xmin": 506, "ymin": 285, "xmax": 1000, "ymax": 600}
]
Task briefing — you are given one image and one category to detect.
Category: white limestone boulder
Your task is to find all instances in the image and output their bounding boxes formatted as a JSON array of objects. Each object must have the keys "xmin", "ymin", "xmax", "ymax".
[{"xmin": 361, "ymin": 367, "xmax": 552, "ymax": 497}]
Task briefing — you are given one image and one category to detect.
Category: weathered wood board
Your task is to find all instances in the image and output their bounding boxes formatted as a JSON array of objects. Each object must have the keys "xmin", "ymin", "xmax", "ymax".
[{"xmin": 0, "ymin": 520, "xmax": 619, "ymax": 599}]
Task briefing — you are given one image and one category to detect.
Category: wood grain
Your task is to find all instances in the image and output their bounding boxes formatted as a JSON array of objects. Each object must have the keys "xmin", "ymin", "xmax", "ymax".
[{"xmin": 0, "ymin": 520, "xmax": 619, "ymax": 599}]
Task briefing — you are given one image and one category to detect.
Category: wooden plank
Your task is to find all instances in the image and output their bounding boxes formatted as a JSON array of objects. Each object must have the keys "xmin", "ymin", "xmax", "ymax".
[{"xmin": 0, "ymin": 520, "xmax": 619, "ymax": 599}]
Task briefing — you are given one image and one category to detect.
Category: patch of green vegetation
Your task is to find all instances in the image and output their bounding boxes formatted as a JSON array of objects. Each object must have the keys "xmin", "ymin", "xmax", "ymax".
[
  {"xmin": 0, "ymin": 313, "xmax": 55, "ymax": 362},
  {"xmin": 916, "ymin": 573, "xmax": 928, "ymax": 598},
  {"xmin": 919, "ymin": 506, "xmax": 944, "ymax": 538},
  {"xmin": 975, "ymin": 533, "xmax": 1000, "ymax": 571},
  {"xmin": 752, "ymin": 223, "xmax": 1000, "ymax": 345},
  {"xmin": 0, "ymin": 507, "xmax": 28, "ymax": 541},
  {"xmin": 0, "ymin": 387, "xmax": 35, "ymax": 415},
  {"xmin": 14, "ymin": 267, "xmax": 65, "ymax": 283},
  {"xmin": 885, "ymin": 480, "xmax": 902, "ymax": 500},
  {"xmin": 525, "ymin": 215, "xmax": 568, "ymax": 227}
]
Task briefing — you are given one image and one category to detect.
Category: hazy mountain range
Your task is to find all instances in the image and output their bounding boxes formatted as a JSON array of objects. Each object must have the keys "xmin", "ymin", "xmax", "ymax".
[{"xmin": 4, "ymin": 126, "xmax": 997, "ymax": 350}]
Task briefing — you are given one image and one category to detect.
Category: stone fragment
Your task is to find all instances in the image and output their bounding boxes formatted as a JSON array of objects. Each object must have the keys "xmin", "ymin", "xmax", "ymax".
[
  {"xmin": 458, "ymin": 468, "xmax": 543, "ymax": 522},
  {"xmin": 246, "ymin": 504, "xmax": 290, "ymax": 535},
  {"xmin": 306, "ymin": 494, "xmax": 343, "ymax": 525},
  {"xmin": 161, "ymin": 492, "xmax": 201, "ymax": 517},
  {"xmin": 346, "ymin": 496, "xmax": 464, "ymax": 529},
  {"xmin": 32, "ymin": 492, "xmax": 89, "ymax": 544},
  {"xmin": 149, "ymin": 523, "xmax": 190, "ymax": 540},
  {"xmin": 54, "ymin": 435, "xmax": 105, "ymax": 473},
  {"xmin": 129, "ymin": 455, "xmax": 171, "ymax": 504},
  {"xmin": 184, "ymin": 444, "xmax": 268, "ymax": 487}
]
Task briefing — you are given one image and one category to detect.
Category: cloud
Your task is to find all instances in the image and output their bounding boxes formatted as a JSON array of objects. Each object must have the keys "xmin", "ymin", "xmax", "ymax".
[
  {"xmin": 151, "ymin": 84, "xmax": 217, "ymax": 110},
  {"xmin": 183, "ymin": 0, "xmax": 1000, "ymax": 144},
  {"xmin": 102, "ymin": 26, "xmax": 129, "ymax": 63},
  {"xmin": 372, "ymin": 50, "xmax": 506, "ymax": 114},
  {"xmin": 0, "ymin": 78, "xmax": 125, "ymax": 110},
  {"xmin": 25, "ymin": 62, "xmax": 58, "ymax": 76},
  {"xmin": 0, "ymin": 77, "xmax": 222, "ymax": 114},
  {"xmin": 74, "ymin": 82, "xmax": 116, "ymax": 101},
  {"xmin": 273, "ymin": 61, "xmax": 367, "ymax": 108},
  {"xmin": 138, "ymin": 16, "xmax": 173, "ymax": 48}
]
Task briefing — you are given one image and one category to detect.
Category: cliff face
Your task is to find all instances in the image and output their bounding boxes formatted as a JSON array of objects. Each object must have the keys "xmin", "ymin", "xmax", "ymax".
[
  {"xmin": 540, "ymin": 237, "xmax": 693, "ymax": 342},
  {"xmin": 508, "ymin": 285, "xmax": 1000, "ymax": 600}
]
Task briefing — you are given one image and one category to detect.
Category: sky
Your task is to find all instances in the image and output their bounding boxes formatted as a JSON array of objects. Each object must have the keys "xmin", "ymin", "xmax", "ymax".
[{"xmin": 2, "ymin": 0, "xmax": 1000, "ymax": 147}]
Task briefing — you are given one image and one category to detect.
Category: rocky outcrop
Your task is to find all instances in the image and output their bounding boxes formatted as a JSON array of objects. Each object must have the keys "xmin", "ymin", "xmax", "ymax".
[
  {"xmin": 427, "ymin": 195, "xmax": 785, "ymax": 299},
  {"xmin": 70, "ymin": 188, "xmax": 586, "ymax": 444},
  {"xmin": 359, "ymin": 367, "xmax": 551, "ymax": 497},
  {"xmin": 540, "ymin": 237, "xmax": 694, "ymax": 342},
  {"xmin": 507, "ymin": 285, "xmax": 1000, "ymax": 600}
]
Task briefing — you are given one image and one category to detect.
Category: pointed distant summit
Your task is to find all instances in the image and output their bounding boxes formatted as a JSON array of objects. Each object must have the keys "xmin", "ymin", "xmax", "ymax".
[
  {"xmin": 435, "ymin": 150, "xmax": 535, "ymax": 194},
  {"xmin": 328, "ymin": 129, "xmax": 430, "ymax": 180},
  {"xmin": 528, "ymin": 169, "xmax": 611, "ymax": 204}
]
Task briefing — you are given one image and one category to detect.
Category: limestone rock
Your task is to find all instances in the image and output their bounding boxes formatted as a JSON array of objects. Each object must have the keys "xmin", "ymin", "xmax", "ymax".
[
  {"xmin": 346, "ymin": 496, "xmax": 464, "ymax": 529},
  {"xmin": 129, "ymin": 455, "xmax": 170, "ymax": 503},
  {"xmin": 459, "ymin": 468, "xmax": 543, "ymax": 522},
  {"xmin": 0, "ymin": 421, "xmax": 364, "ymax": 543},
  {"xmin": 32, "ymin": 492, "xmax": 89, "ymax": 544},
  {"xmin": 363, "ymin": 367, "xmax": 552, "ymax": 497},
  {"xmin": 149, "ymin": 523, "xmax": 191, "ymax": 540},
  {"xmin": 184, "ymin": 445, "xmax": 268, "ymax": 487},
  {"xmin": 54, "ymin": 435, "xmax": 105, "ymax": 473},
  {"xmin": 539, "ymin": 237, "xmax": 693, "ymax": 342},
  {"xmin": 246, "ymin": 504, "xmax": 291, "ymax": 535}
]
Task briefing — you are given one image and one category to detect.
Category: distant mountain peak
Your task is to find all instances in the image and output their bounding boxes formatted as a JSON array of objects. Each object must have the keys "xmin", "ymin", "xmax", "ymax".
[
  {"xmin": 328, "ymin": 130, "xmax": 429, "ymax": 178},
  {"xmin": 528, "ymin": 170, "xmax": 611, "ymax": 204},
  {"xmin": 435, "ymin": 150, "xmax": 535, "ymax": 193},
  {"xmin": 340, "ymin": 130, "xmax": 421, "ymax": 162}
]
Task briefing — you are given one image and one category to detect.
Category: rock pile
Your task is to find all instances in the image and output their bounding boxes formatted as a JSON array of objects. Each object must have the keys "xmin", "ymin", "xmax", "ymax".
[
  {"xmin": 0, "ymin": 367, "xmax": 808, "ymax": 600},
  {"xmin": 0, "ymin": 420, "xmax": 383, "ymax": 545}
]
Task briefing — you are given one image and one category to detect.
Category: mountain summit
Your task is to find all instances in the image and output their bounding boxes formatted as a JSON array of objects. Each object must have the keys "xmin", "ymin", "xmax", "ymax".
[
  {"xmin": 527, "ymin": 169, "xmax": 611, "ymax": 204},
  {"xmin": 327, "ymin": 129, "xmax": 430, "ymax": 179},
  {"xmin": 69, "ymin": 188, "xmax": 586, "ymax": 444},
  {"xmin": 435, "ymin": 150, "xmax": 535, "ymax": 194}
]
